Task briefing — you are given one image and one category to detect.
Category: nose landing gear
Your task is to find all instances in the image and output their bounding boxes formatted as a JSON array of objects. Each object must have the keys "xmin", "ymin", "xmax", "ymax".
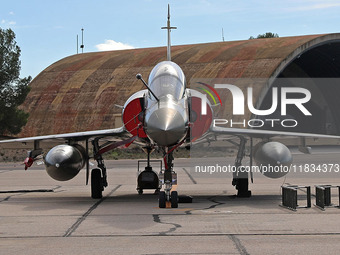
[
  {"xmin": 158, "ymin": 180, "xmax": 178, "ymax": 208},
  {"xmin": 158, "ymin": 151, "xmax": 178, "ymax": 208}
]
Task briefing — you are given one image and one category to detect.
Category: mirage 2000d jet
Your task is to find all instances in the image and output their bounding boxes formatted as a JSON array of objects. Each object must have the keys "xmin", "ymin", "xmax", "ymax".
[{"xmin": 1, "ymin": 5, "xmax": 339, "ymax": 208}]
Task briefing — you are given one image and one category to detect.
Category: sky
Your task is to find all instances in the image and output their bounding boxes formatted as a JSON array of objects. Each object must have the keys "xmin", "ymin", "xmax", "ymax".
[{"xmin": 1, "ymin": 0, "xmax": 340, "ymax": 79}]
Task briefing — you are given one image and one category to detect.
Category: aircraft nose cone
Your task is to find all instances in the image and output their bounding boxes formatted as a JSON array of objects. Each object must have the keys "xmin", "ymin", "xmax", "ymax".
[{"xmin": 146, "ymin": 108, "xmax": 186, "ymax": 146}]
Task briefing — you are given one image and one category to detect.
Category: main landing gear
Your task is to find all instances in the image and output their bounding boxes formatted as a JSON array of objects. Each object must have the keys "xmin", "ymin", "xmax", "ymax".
[
  {"xmin": 91, "ymin": 139, "xmax": 108, "ymax": 199},
  {"xmin": 232, "ymin": 137, "xmax": 252, "ymax": 198},
  {"xmin": 158, "ymin": 151, "xmax": 178, "ymax": 208}
]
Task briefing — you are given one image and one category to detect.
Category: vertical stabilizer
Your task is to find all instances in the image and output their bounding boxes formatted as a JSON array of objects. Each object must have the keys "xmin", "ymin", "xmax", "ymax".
[{"xmin": 161, "ymin": 4, "xmax": 177, "ymax": 61}]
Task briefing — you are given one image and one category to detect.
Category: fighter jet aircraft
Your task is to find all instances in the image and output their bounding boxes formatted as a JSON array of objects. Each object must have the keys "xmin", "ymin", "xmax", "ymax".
[{"xmin": 1, "ymin": 5, "xmax": 339, "ymax": 208}]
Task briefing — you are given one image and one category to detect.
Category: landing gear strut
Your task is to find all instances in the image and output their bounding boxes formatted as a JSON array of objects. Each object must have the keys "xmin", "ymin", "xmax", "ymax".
[
  {"xmin": 91, "ymin": 138, "xmax": 108, "ymax": 199},
  {"xmin": 232, "ymin": 137, "xmax": 251, "ymax": 198},
  {"xmin": 159, "ymin": 151, "xmax": 178, "ymax": 208}
]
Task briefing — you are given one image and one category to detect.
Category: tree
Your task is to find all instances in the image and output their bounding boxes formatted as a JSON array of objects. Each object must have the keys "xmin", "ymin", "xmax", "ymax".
[
  {"xmin": 249, "ymin": 32, "xmax": 279, "ymax": 40},
  {"xmin": 0, "ymin": 28, "xmax": 31, "ymax": 135}
]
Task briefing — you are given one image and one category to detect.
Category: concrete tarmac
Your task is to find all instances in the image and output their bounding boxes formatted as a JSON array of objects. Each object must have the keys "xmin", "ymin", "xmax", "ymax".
[{"xmin": 0, "ymin": 151, "xmax": 340, "ymax": 255}]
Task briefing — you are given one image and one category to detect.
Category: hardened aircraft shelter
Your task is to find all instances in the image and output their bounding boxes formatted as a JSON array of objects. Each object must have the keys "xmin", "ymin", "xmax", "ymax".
[{"xmin": 19, "ymin": 33, "xmax": 340, "ymax": 137}]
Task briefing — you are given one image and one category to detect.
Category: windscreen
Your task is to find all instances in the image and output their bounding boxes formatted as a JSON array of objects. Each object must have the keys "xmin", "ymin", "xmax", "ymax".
[{"xmin": 148, "ymin": 61, "xmax": 186, "ymax": 101}]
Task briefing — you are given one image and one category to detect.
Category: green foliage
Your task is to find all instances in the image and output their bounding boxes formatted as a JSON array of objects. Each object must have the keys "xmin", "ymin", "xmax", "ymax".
[
  {"xmin": 249, "ymin": 32, "xmax": 279, "ymax": 40},
  {"xmin": 0, "ymin": 27, "xmax": 31, "ymax": 135}
]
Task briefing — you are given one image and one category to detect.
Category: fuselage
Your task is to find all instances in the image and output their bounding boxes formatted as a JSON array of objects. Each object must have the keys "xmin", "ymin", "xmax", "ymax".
[{"xmin": 144, "ymin": 61, "xmax": 189, "ymax": 146}]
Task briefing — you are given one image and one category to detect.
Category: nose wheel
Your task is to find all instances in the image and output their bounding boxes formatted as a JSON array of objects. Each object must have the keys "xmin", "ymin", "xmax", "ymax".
[
  {"xmin": 158, "ymin": 180, "xmax": 178, "ymax": 208},
  {"xmin": 170, "ymin": 190, "xmax": 178, "ymax": 208},
  {"xmin": 159, "ymin": 191, "xmax": 166, "ymax": 208},
  {"xmin": 158, "ymin": 189, "xmax": 178, "ymax": 208}
]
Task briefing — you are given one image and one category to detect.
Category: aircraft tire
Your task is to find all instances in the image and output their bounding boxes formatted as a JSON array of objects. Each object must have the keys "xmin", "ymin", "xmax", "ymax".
[
  {"xmin": 171, "ymin": 191, "xmax": 178, "ymax": 208},
  {"xmin": 91, "ymin": 168, "xmax": 103, "ymax": 199},
  {"xmin": 159, "ymin": 191, "xmax": 166, "ymax": 208},
  {"xmin": 236, "ymin": 178, "xmax": 251, "ymax": 198}
]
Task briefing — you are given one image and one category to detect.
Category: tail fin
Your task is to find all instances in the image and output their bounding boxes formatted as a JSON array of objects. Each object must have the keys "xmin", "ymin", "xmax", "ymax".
[{"xmin": 161, "ymin": 4, "xmax": 177, "ymax": 61}]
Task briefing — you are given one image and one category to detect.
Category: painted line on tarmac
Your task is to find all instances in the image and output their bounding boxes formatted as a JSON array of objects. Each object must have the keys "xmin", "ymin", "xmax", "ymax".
[{"xmin": 182, "ymin": 167, "xmax": 197, "ymax": 184}]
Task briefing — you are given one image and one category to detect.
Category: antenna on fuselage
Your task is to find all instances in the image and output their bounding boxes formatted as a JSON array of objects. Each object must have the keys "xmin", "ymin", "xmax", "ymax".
[
  {"xmin": 136, "ymin": 74, "xmax": 159, "ymax": 102},
  {"xmin": 161, "ymin": 4, "xmax": 177, "ymax": 61}
]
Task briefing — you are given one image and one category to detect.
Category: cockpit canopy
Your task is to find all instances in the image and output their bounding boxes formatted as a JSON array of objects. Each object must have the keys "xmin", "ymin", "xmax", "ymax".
[{"xmin": 148, "ymin": 61, "xmax": 186, "ymax": 101}]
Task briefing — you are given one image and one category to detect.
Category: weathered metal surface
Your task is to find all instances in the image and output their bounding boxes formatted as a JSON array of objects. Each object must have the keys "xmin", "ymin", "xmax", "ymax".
[{"xmin": 19, "ymin": 34, "xmax": 337, "ymax": 137}]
